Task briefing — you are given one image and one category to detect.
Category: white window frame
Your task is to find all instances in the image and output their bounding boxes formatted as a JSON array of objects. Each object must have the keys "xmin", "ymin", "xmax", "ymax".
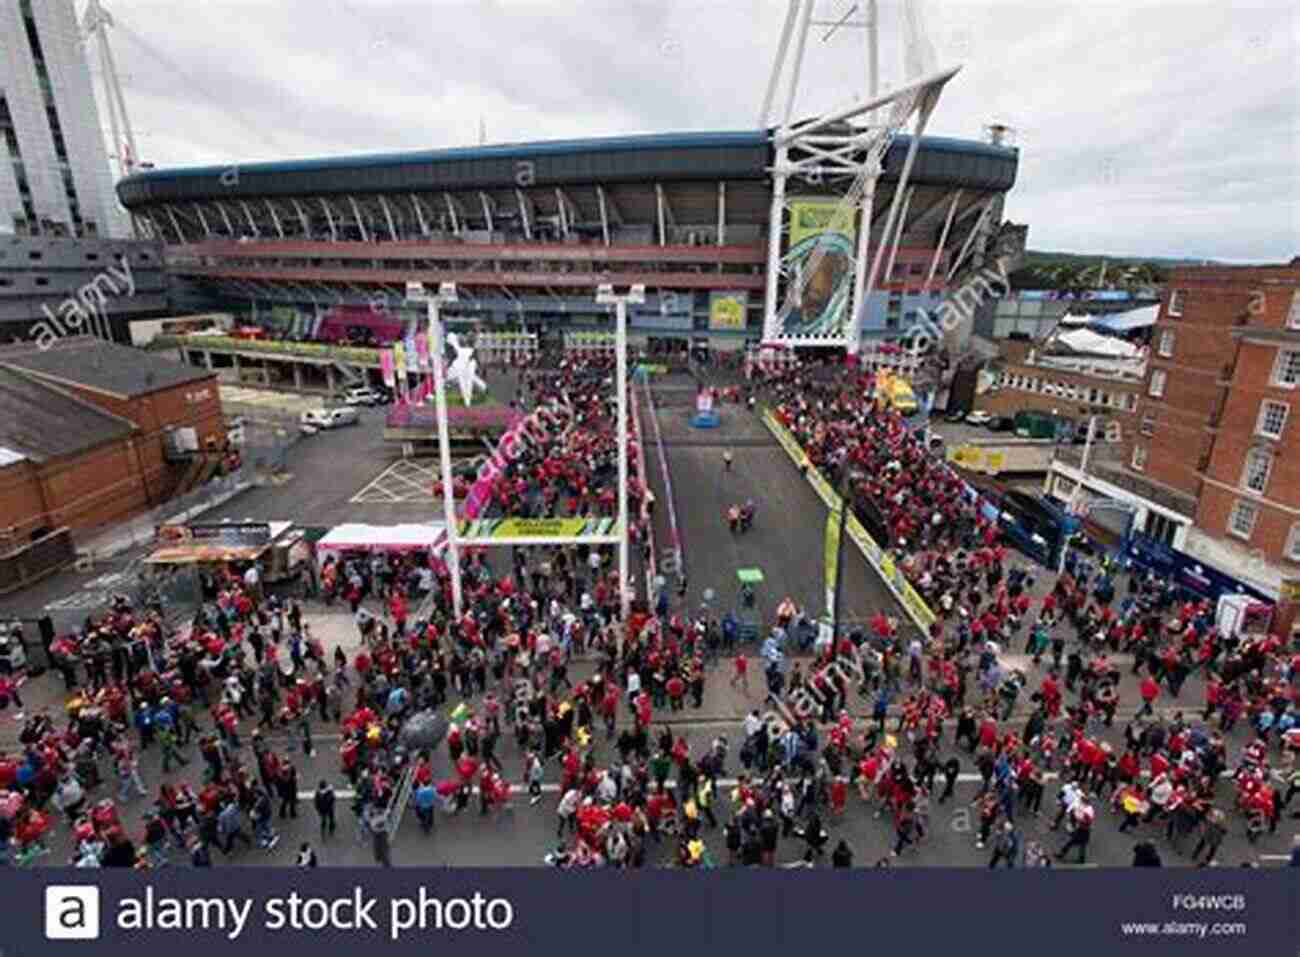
[
  {"xmin": 1273, "ymin": 349, "xmax": 1300, "ymax": 388},
  {"xmin": 1227, "ymin": 500, "xmax": 1258, "ymax": 540},
  {"xmin": 1168, "ymin": 289, "xmax": 1186, "ymax": 317},
  {"xmin": 1241, "ymin": 447, "xmax": 1273, "ymax": 495},
  {"xmin": 1105, "ymin": 421, "xmax": 1122, "ymax": 443},
  {"xmin": 1148, "ymin": 369, "xmax": 1167, "ymax": 398},
  {"xmin": 1131, "ymin": 445, "xmax": 1147, "ymax": 471},
  {"xmin": 1287, "ymin": 522, "xmax": 1300, "ymax": 562},
  {"xmin": 1256, "ymin": 400, "xmax": 1289, "ymax": 440},
  {"xmin": 1158, "ymin": 329, "xmax": 1174, "ymax": 357},
  {"xmin": 1288, "ymin": 291, "xmax": 1300, "ymax": 330}
]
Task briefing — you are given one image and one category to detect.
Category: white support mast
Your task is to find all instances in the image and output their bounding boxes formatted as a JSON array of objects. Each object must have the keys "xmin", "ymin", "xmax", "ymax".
[
  {"xmin": 759, "ymin": 0, "xmax": 959, "ymax": 355},
  {"xmin": 83, "ymin": 0, "xmax": 138, "ymax": 178}
]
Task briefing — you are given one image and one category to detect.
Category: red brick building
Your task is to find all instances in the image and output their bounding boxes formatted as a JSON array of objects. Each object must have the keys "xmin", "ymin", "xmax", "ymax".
[
  {"xmin": 1135, "ymin": 263, "xmax": 1300, "ymax": 561},
  {"xmin": 0, "ymin": 336, "xmax": 225, "ymax": 545}
]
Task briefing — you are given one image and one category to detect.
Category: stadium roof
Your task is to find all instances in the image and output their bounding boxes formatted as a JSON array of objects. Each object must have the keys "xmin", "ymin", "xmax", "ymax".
[
  {"xmin": 0, "ymin": 366, "xmax": 136, "ymax": 463},
  {"xmin": 119, "ymin": 129, "xmax": 1015, "ymax": 183},
  {"xmin": 117, "ymin": 129, "xmax": 1019, "ymax": 209},
  {"xmin": 0, "ymin": 337, "xmax": 213, "ymax": 399}
]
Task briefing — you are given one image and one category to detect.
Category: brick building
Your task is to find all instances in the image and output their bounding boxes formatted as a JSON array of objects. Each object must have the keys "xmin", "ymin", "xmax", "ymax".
[
  {"xmin": 1133, "ymin": 263, "xmax": 1300, "ymax": 564},
  {"xmin": 0, "ymin": 336, "xmax": 224, "ymax": 544},
  {"xmin": 979, "ymin": 338, "xmax": 1142, "ymax": 445}
]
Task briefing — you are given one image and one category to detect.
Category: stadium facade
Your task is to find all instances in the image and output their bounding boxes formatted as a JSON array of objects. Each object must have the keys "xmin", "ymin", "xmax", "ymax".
[{"xmin": 116, "ymin": 128, "xmax": 1023, "ymax": 350}]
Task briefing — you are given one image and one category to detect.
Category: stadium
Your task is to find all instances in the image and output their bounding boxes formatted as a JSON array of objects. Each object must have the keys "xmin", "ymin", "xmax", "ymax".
[{"xmin": 115, "ymin": 126, "xmax": 1022, "ymax": 358}]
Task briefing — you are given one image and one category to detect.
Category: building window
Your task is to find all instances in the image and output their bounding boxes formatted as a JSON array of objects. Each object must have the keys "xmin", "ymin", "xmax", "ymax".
[
  {"xmin": 1144, "ymin": 511, "xmax": 1179, "ymax": 548},
  {"xmin": 1148, "ymin": 369, "xmax": 1167, "ymax": 397},
  {"xmin": 1289, "ymin": 291, "xmax": 1300, "ymax": 330},
  {"xmin": 1241, "ymin": 447, "xmax": 1273, "ymax": 495},
  {"xmin": 1287, "ymin": 523, "xmax": 1300, "ymax": 562},
  {"xmin": 1257, "ymin": 400, "xmax": 1289, "ymax": 439},
  {"xmin": 1273, "ymin": 349, "xmax": 1300, "ymax": 387},
  {"xmin": 1131, "ymin": 445, "xmax": 1147, "ymax": 471},
  {"xmin": 1158, "ymin": 330, "xmax": 1174, "ymax": 357},
  {"xmin": 1105, "ymin": 421, "xmax": 1122, "ymax": 443},
  {"xmin": 1168, "ymin": 289, "xmax": 1186, "ymax": 317},
  {"xmin": 1140, "ymin": 410, "xmax": 1156, "ymax": 436},
  {"xmin": 1228, "ymin": 500, "xmax": 1258, "ymax": 540}
]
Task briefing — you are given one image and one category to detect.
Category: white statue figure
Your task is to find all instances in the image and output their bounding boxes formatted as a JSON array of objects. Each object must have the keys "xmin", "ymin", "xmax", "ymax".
[{"xmin": 445, "ymin": 333, "xmax": 487, "ymax": 406}]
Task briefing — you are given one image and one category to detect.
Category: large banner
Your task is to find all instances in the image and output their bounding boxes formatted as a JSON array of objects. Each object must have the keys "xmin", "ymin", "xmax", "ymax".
[
  {"xmin": 458, "ymin": 517, "xmax": 618, "ymax": 539},
  {"xmin": 709, "ymin": 291, "xmax": 749, "ymax": 331},
  {"xmin": 768, "ymin": 197, "xmax": 858, "ymax": 344}
]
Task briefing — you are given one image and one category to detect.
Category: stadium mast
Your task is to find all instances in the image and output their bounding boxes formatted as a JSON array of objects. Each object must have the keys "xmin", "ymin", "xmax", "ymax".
[
  {"xmin": 758, "ymin": 0, "xmax": 961, "ymax": 354},
  {"xmin": 82, "ymin": 0, "xmax": 139, "ymax": 180}
]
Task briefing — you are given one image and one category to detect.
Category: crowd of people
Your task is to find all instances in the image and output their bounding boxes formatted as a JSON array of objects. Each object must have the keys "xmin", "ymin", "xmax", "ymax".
[{"xmin": 1, "ymin": 354, "xmax": 1297, "ymax": 871}]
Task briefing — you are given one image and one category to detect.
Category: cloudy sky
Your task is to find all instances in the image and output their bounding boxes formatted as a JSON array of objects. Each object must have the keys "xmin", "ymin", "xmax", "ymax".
[{"xmin": 91, "ymin": 0, "xmax": 1298, "ymax": 261}]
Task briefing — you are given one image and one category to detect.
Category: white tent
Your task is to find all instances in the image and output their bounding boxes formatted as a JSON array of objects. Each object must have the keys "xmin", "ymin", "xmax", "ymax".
[
  {"xmin": 316, "ymin": 522, "xmax": 447, "ymax": 554},
  {"xmin": 1054, "ymin": 328, "xmax": 1141, "ymax": 358}
]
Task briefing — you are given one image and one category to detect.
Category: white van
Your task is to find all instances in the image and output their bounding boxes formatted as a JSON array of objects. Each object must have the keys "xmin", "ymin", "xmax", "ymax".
[
  {"xmin": 300, "ymin": 407, "xmax": 359, "ymax": 432},
  {"xmin": 343, "ymin": 386, "xmax": 382, "ymax": 406}
]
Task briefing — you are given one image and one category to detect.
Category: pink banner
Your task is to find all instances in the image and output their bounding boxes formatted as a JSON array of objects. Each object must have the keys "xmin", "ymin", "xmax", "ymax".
[{"xmin": 379, "ymin": 349, "xmax": 395, "ymax": 388}]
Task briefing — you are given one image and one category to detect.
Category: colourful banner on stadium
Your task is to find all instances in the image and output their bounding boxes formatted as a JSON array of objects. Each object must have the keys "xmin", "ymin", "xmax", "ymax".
[
  {"xmin": 457, "ymin": 517, "xmax": 618, "ymax": 539},
  {"xmin": 768, "ymin": 197, "xmax": 859, "ymax": 344},
  {"xmin": 709, "ymin": 291, "xmax": 749, "ymax": 331}
]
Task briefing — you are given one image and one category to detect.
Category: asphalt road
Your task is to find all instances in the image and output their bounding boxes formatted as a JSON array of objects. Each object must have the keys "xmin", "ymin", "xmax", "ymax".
[{"xmin": 638, "ymin": 374, "xmax": 912, "ymax": 636}]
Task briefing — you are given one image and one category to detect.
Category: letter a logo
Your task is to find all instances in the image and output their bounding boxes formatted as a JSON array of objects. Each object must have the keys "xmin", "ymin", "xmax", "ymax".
[{"xmin": 45, "ymin": 885, "xmax": 102, "ymax": 940}]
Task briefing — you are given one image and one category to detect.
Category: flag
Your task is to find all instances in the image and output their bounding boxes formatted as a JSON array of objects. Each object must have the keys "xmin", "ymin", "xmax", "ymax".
[
  {"xmin": 393, "ymin": 342, "xmax": 407, "ymax": 399},
  {"xmin": 380, "ymin": 349, "xmax": 395, "ymax": 389},
  {"xmin": 414, "ymin": 329, "xmax": 429, "ymax": 371},
  {"xmin": 824, "ymin": 507, "xmax": 840, "ymax": 619}
]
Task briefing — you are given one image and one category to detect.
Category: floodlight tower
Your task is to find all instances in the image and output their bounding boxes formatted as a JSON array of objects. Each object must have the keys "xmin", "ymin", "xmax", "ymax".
[
  {"xmin": 595, "ymin": 282, "xmax": 645, "ymax": 625},
  {"xmin": 406, "ymin": 280, "xmax": 464, "ymax": 618}
]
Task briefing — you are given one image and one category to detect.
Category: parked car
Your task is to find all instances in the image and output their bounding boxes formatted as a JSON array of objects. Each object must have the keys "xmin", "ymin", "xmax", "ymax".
[
  {"xmin": 300, "ymin": 407, "xmax": 359, "ymax": 432},
  {"xmin": 343, "ymin": 386, "xmax": 382, "ymax": 406},
  {"xmin": 987, "ymin": 415, "xmax": 1016, "ymax": 432},
  {"xmin": 965, "ymin": 410, "xmax": 994, "ymax": 426},
  {"xmin": 944, "ymin": 408, "xmax": 968, "ymax": 423}
]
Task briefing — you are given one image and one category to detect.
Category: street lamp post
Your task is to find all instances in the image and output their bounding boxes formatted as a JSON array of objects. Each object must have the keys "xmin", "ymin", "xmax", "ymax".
[
  {"xmin": 406, "ymin": 280, "xmax": 464, "ymax": 618},
  {"xmin": 595, "ymin": 283, "xmax": 645, "ymax": 625}
]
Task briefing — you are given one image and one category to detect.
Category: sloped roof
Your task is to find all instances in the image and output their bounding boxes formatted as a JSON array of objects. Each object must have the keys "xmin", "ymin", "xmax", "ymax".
[
  {"xmin": 0, "ymin": 336, "xmax": 212, "ymax": 398},
  {"xmin": 0, "ymin": 366, "xmax": 135, "ymax": 462},
  {"xmin": 1090, "ymin": 304, "xmax": 1159, "ymax": 333}
]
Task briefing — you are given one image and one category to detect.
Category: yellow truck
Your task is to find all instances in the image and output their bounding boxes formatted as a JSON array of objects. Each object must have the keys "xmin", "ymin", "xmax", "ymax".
[{"xmin": 875, "ymin": 371, "xmax": 919, "ymax": 415}]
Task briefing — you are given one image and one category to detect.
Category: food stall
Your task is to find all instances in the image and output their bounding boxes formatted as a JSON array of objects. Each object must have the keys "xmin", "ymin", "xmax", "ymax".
[{"xmin": 146, "ymin": 521, "xmax": 309, "ymax": 583}]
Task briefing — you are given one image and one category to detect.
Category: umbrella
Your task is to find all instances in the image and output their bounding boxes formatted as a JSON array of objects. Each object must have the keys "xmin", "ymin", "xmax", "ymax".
[{"xmin": 399, "ymin": 710, "xmax": 449, "ymax": 751}]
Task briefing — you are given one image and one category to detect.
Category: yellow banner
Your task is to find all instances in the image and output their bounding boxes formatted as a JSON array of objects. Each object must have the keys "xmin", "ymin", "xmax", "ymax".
[
  {"xmin": 788, "ymin": 198, "xmax": 857, "ymax": 248},
  {"xmin": 709, "ymin": 292, "xmax": 748, "ymax": 330},
  {"xmin": 824, "ymin": 510, "xmax": 840, "ymax": 617}
]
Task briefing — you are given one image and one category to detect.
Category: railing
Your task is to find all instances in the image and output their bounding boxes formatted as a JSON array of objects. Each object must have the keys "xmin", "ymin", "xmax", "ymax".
[
  {"xmin": 160, "ymin": 335, "xmax": 383, "ymax": 367},
  {"xmin": 0, "ymin": 527, "xmax": 76, "ymax": 596}
]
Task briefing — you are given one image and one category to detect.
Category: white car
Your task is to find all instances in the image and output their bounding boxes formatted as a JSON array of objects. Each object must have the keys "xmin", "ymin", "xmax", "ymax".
[
  {"xmin": 343, "ymin": 386, "xmax": 382, "ymax": 406},
  {"xmin": 300, "ymin": 407, "xmax": 359, "ymax": 432},
  {"xmin": 965, "ymin": 410, "xmax": 994, "ymax": 426}
]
